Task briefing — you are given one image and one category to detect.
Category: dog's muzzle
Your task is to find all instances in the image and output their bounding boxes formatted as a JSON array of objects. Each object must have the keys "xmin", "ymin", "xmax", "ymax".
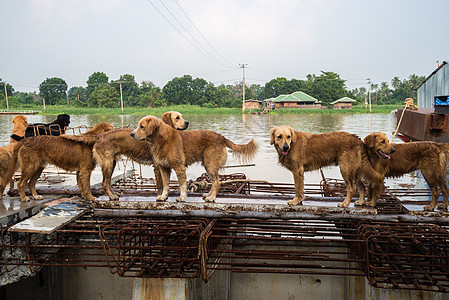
[{"xmin": 280, "ymin": 143, "xmax": 290, "ymax": 156}]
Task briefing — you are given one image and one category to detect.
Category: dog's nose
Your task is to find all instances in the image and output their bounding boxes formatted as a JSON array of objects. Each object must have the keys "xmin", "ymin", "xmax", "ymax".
[
  {"xmin": 130, "ymin": 132, "xmax": 135, "ymax": 138},
  {"xmin": 390, "ymin": 147, "xmax": 396, "ymax": 153},
  {"xmin": 282, "ymin": 144, "xmax": 289, "ymax": 152},
  {"xmin": 185, "ymin": 121, "xmax": 189, "ymax": 126}
]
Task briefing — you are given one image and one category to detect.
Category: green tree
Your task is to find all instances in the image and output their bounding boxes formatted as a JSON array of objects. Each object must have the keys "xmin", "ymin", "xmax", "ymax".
[
  {"xmin": 136, "ymin": 81, "xmax": 164, "ymax": 107},
  {"xmin": 39, "ymin": 77, "xmax": 67, "ymax": 105},
  {"xmin": 89, "ymin": 84, "xmax": 119, "ymax": 108},
  {"xmin": 68, "ymin": 86, "xmax": 87, "ymax": 107},
  {"xmin": 86, "ymin": 72, "xmax": 109, "ymax": 100},
  {"xmin": 310, "ymin": 71, "xmax": 347, "ymax": 106},
  {"xmin": 391, "ymin": 77, "xmax": 401, "ymax": 90},
  {"xmin": 378, "ymin": 82, "xmax": 391, "ymax": 104},
  {"xmin": 264, "ymin": 77, "xmax": 289, "ymax": 98},
  {"xmin": 112, "ymin": 74, "xmax": 139, "ymax": 107}
]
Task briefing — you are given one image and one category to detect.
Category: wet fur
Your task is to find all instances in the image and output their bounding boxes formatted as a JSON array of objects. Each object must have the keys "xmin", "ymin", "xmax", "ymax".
[
  {"xmin": 25, "ymin": 114, "xmax": 70, "ymax": 137},
  {"xmin": 270, "ymin": 126, "xmax": 382, "ymax": 207},
  {"xmin": 0, "ymin": 122, "xmax": 113, "ymax": 202},
  {"xmin": 92, "ymin": 111, "xmax": 189, "ymax": 200},
  {"xmin": 0, "ymin": 115, "xmax": 28, "ymax": 193},
  {"xmin": 360, "ymin": 132, "xmax": 449, "ymax": 211},
  {"xmin": 131, "ymin": 115, "xmax": 258, "ymax": 202}
]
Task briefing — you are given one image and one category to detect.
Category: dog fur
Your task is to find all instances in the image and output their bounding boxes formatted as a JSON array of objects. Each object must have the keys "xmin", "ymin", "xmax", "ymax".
[
  {"xmin": 270, "ymin": 126, "xmax": 383, "ymax": 207},
  {"xmin": 0, "ymin": 122, "xmax": 113, "ymax": 202},
  {"xmin": 131, "ymin": 115, "xmax": 258, "ymax": 202},
  {"xmin": 91, "ymin": 111, "xmax": 189, "ymax": 200},
  {"xmin": 25, "ymin": 114, "xmax": 70, "ymax": 137},
  {"xmin": 0, "ymin": 115, "xmax": 28, "ymax": 192},
  {"xmin": 358, "ymin": 132, "xmax": 449, "ymax": 211}
]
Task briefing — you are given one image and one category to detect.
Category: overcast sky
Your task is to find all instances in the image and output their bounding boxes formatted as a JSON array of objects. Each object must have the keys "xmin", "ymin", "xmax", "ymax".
[{"xmin": 2, "ymin": 0, "xmax": 448, "ymax": 93}]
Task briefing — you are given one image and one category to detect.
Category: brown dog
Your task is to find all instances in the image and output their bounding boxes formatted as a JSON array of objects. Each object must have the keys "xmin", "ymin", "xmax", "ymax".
[
  {"xmin": 270, "ymin": 126, "xmax": 383, "ymax": 207},
  {"xmin": 359, "ymin": 132, "xmax": 449, "ymax": 211},
  {"xmin": 0, "ymin": 115, "xmax": 28, "ymax": 192},
  {"xmin": 131, "ymin": 115, "xmax": 258, "ymax": 202},
  {"xmin": 91, "ymin": 111, "xmax": 189, "ymax": 200},
  {"xmin": 0, "ymin": 122, "xmax": 114, "ymax": 202}
]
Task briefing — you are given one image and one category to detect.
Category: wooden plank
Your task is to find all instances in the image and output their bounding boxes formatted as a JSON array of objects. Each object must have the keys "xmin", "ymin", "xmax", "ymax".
[{"xmin": 8, "ymin": 199, "xmax": 88, "ymax": 234}]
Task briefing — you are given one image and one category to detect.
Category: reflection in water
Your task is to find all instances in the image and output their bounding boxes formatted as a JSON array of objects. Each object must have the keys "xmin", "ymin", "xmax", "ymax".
[{"xmin": 0, "ymin": 112, "xmax": 429, "ymax": 202}]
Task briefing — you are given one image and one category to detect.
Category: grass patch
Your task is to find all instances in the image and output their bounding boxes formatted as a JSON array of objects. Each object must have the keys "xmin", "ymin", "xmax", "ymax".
[{"xmin": 8, "ymin": 104, "xmax": 401, "ymax": 115}]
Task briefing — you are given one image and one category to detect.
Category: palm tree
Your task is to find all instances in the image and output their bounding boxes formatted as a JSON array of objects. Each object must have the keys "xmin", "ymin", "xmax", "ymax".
[
  {"xmin": 379, "ymin": 82, "xmax": 391, "ymax": 104},
  {"xmin": 391, "ymin": 77, "xmax": 401, "ymax": 90}
]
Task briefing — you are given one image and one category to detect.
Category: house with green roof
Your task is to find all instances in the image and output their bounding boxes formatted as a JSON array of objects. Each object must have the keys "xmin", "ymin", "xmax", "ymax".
[
  {"xmin": 272, "ymin": 91, "xmax": 322, "ymax": 109},
  {"xmin": 330, "ymin": 97, "xmax": 357, "ymax": 109}
]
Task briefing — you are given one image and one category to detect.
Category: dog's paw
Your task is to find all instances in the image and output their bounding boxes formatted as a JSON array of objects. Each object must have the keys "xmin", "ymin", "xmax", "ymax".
[
  {"xmin": 176, "ymin": 196, "xmax": 186, "ymax": 202},
  {"xmin": 364, "ymin": 201, "xmax": 377, "ymax": 207},
  {"xmin": 287, "ymin": 199, "xmax": 302, "ymax": 206},
  {"xmin": 156, "ymin": 195, "xmax": 167, "ymax": 201},
  {"xmin": 33, "ymin": 195, "xmax": 43, "ymax": 200},
  {"xmin": 354, "ymin": 200, "xmax": 365, "ymax": 206},
  {"xmin": 437, "ymin": 203, "xmax": 448, "ymax": 211},
  {"xmin": 21, "ymin": 196, "xmax": 31, "ymax": 202},
  {"xmin": 423, "ymin": 205, "xmax": 435, "ymax": 211},
  {"xmin": 204, "ymin": 196, "xmax": 216, "ymax": 202},
  {"xmin": 337, "ymin": 202, "xmax": 348, "ymax": 208}
]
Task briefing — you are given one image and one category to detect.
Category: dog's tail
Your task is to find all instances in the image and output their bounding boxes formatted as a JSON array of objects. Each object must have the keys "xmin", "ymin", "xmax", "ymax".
[
  {"xmin": 224, "ymin": 138, "xmax": 258, "ymax": 164},
  {"xmin": 60, "ymin": 134, "xmax": 99, "ymax": 145},
  {"xmin": 437, "ymin": 144, "xmax": 449, "ymax": 170},
  {"xmin": 60, "ymin": 123, "xmax": 113, "ymax": 145},
  {"xmin": 0, "ymin": 141, "xmax": 23, "ymax": 199}
]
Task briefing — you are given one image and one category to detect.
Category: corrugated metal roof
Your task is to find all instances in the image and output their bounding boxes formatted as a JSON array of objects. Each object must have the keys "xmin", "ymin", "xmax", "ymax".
[
  {"xmin": 273, "ymin": 91, "xmax": 319, "ymax": 103},
  {"xmin": 330, "ymin": 97, "xmax": 357, "ymax": 105}
]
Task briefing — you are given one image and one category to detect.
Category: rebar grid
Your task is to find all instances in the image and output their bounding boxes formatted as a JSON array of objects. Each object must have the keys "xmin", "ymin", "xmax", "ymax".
[
  {"xmin": 352, "ymin": 222, "xmax": 449, "ymax": 292},
  {"xmin": 2, "ymin": 213, "xmax": 449, "ymax": 293}
]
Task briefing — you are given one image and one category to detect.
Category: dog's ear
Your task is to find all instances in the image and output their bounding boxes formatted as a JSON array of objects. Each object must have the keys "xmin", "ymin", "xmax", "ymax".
[
  {"xmin": 161, "ymin": 112, "xmax": 173, "ymax": 127},
  {"xmin": 270, "ymin": 127, "xmax": 277, "ymax": 145},
  {"xmin": 288, "ymin": 126, "xmax": 296, "ymax": 143},
  {"xmin": 364, "ymin": 133, "xmax": 376, "ymax": 149},
  {"xmin": 146, "ymin": 118, "xmax": 161, "ymax": 136}
]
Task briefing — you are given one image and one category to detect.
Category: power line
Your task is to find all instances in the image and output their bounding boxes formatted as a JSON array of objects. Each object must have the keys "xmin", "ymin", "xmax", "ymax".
[
  {"xmin": 173, "ymin": 0, "xmax": 235, "ymax": 68},
  {"xmin": 144, "ymin": 0, "xmax": 233, "ymax": 68},
  {"xmin": 157, "ymin": 0, "xmax": 234, "ymax": 68}
]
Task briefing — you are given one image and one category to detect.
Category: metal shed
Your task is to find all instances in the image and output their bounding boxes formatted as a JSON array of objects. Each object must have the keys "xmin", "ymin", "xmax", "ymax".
[{"xmin": 416, "ymin": 61, "xmax": 449, "ymax": 108}]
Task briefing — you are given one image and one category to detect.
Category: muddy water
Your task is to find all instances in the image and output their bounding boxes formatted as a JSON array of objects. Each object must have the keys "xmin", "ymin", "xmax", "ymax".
[{"xmin": 0, "ymin": 112, "xmax": 429, "ymax": 204}]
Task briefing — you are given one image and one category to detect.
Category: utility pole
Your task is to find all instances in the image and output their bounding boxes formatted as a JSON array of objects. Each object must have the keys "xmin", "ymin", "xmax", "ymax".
[
  {"xmin": 3, "ymin": 81, "xmax": 9, "ymax": 111},
  {"xmin": 367, "ymin": 78, "xmax": 372, "ymax": 113},
  {"xmin": 240, "ymin": 64, "xmax": 247, "ymax": 113},
  {"xmin": 119, "ymin": 81, "xmax": 124, "ymax": 112}
]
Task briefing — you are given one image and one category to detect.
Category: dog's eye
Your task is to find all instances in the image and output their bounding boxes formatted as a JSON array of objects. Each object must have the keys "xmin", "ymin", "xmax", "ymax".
[
  {"xmin": 380, "ymin": 140, "xmax": 385, "ymax": 144},
  {"xmin": 287, "ymin": 135, "xmax": 291, "ymax": 139},
  {"xmin": 140, "ymin": 125, "xmax": 144, "ymax": 129},
  {"xmin": 277, "ymin": 135, "xmax": 282, "ymax": 139},
  {"xmin": 176, "ymin": 116, "xmax": 180, "ymax": 119}
]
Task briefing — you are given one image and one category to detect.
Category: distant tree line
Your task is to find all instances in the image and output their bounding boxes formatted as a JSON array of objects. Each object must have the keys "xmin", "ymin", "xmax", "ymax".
[{"xmin": 0, "ymin": 72, "xmax": 425, "ymax": 109}]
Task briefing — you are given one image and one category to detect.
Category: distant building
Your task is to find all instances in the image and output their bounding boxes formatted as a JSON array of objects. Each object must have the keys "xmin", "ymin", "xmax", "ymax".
[
  {"xmin": 243, "ymin": 99, "xmax": 262, "ymax": 110},
  {"xmin": 273, "ymin": 91, "xmax": 322, "ymax": 109},
  {"xmin": 330, "ymin": 97, "xmax": 357, "ymax": 109}
]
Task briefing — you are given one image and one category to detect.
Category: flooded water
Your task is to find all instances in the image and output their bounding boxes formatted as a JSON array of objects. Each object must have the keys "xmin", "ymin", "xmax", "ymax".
[{"xmin": 0, "ymin": 111, "xmax": 430, "ymax": 206}]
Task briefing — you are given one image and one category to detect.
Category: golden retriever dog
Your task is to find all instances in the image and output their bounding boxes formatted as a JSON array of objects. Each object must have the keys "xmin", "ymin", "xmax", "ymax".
[
  {"xmin": 92, "ymin": 111, "xmax": 189, "ymax": 200},
  {"xmin": 131, "ymin": 115, "xmax": 258, "ymax": 202},
  {"xmin": 0, "ymin": 122, "xmax": 113, "ymax": 202},
  {"xmin": 358, "ymin": 132, "xmax": 449, "ymax": 211},
  {"xmin": 0, "ymin": 115, "xmax": 28, "ymax": 192},
  {"xmin": 270, "ymin": 126, "xmax": 383, "ymax": 207}
]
